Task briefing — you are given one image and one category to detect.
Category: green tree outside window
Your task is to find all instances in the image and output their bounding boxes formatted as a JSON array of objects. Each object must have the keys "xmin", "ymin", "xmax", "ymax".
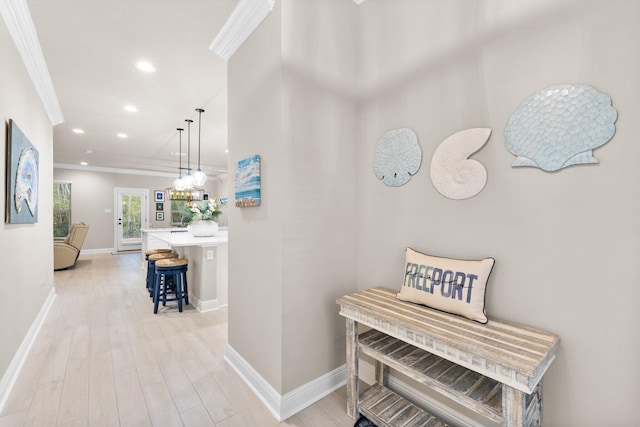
[{"xmin": 53, "ymin": 182, "xmax": 71, "ymax": 237}]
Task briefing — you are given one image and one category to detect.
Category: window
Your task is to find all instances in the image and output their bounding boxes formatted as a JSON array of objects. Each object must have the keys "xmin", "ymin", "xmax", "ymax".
[
  {"xmin": 120, "ymin": 193, "xmax": 142, "ymax": 239},
  {"xmin": 171, "ymin": 200, "xmax": 190, "ymax": 226},
  {"xmin": 53, "ymin": 182, "xmax": 71, "ymax": 237}
]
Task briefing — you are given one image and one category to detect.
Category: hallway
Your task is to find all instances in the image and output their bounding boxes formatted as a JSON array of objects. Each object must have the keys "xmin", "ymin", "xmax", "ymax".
[{"xmin": 0, "ymin": 253, "xmax": 352, "ymax": 426}]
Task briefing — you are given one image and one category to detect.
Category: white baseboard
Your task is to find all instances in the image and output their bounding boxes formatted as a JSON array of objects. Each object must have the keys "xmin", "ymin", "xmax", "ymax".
[
  {"xmin": 0, "ymin": 288, "xmax": 56, "ymax": 413},
  {"xmin": 224, "ymin": 345, "xmax": 346, "ymax": 421},
  {"xmin": 280, "ymin": 363, "xmax": 346, "ymax": 420},
  {"xmin": 81, "ymin": 248, "xmax": 114, "ymax": 255},
  {"xmin": 191, "ymin": 295, "xmax": 227, "ymax": 313}
]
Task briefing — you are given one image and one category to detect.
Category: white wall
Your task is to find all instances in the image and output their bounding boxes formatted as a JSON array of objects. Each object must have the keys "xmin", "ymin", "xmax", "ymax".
[
  {"xmin": 0, "ymin": 21, "xmax": 54, "ymax": 384},
  {"xmin": 53, "ymin": 168, "xmax": 229, "ymax": 250},
  {"xmin": 228, "ymin": 0, "xmax": 640, "ymax": 425}
]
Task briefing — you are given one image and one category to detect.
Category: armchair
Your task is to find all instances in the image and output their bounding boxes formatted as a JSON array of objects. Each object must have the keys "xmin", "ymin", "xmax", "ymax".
[{"xmin": 54, "ymin": 222, "xmax": 89, "ymax": 270}]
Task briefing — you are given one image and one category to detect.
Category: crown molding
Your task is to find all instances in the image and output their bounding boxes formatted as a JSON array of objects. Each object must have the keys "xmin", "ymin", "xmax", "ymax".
[
  {"xmin": 54, "ymin": 163, "xmax": 177, "ymax": 178},
  {"xmin": 53, "ymin": 163, "xmax": 229, "ymax": 180},
  {"xmin": 209, "ymin": 0, "xmax": 275, "ymax": 61},
  {"xmin": 0, "ymin": 0, "xmax": 64, "ymax": 125}
]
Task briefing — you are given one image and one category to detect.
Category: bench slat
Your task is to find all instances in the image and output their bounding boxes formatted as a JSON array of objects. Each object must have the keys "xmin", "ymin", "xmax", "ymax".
[
  {"xmin": 360, "ymin": 384, "xmax": 449, "ymax": 427},
  {"xmin": 344, "ymin": 290, "xmax": 551, "ymax": 360},
  {"xmin": 349, "ymin": 288, "xmax": 555, "ymax": 358}
]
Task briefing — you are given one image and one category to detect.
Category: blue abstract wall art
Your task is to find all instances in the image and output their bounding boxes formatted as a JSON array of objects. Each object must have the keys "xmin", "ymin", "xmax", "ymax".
[
  {"xmin": 373, "ymin": 127, "xmax": 422, "ymax": 187},
  {"xmin": 505, "ymin": 84, "xmax": 617, "ymax": 172},
  {"xmin": 235, "ymin": 154, "xmax": 261, "ymax": 207}
]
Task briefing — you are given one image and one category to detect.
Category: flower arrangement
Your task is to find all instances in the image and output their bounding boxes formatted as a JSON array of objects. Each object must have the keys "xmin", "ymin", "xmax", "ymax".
[{"xmin": 185, "ymin": 199, "xmax": 222, "ymax": 224}]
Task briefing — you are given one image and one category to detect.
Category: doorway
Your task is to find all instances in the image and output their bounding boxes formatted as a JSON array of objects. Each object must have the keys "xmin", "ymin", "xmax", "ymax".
[{"xmin": 114, "ymin": 187, "xmax": 148, "ymax": 252}]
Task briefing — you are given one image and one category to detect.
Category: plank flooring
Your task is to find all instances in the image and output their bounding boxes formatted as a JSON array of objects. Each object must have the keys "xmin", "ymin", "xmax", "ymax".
[{"xmin": 0, "ymin": 253, "xmax": 354, "ymax": 427}]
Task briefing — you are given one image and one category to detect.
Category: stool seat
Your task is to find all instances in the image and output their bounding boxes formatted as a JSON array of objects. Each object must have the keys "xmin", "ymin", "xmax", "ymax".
[
  {"xmin": 148, "ymin": 252, "xmax": 178, "ymax": 261},
  {"xmin": 145, "ymin": 248, "xmax": 172, "ymax": 256},
  {"xmin": 156, "ymin": 258, "xmax": 188, "ymax": 268}
]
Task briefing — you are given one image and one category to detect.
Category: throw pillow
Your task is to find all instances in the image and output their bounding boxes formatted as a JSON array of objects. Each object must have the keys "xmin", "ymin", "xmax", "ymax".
[{"xmin": 396, "ymin": 247, "xmax": 495, "ymax": 323}]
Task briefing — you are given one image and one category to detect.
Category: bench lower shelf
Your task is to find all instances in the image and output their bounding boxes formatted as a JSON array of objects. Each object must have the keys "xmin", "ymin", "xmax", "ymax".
[
  {"xmin": 360, "ymin": 384, "xmax": 448, "ymax": 427},
  {"xmin": 359, "ymin": 329, "xmax": 543, "ymax": 426}
]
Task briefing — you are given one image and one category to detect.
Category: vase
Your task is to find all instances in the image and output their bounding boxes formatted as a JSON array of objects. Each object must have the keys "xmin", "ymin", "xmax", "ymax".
[{"xmin": 187, "ymin": 220, "xmax": 218, "ymax": 237}]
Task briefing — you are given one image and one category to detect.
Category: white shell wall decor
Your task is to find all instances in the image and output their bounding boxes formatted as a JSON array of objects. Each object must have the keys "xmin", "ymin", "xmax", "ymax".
[
  {"xmin": 430, "ymin": 128, "xmax": 491, "ymax": 200},
  {"xmin": 373, "ymin": 128, "xmax": 422, "ymax": 187},
  {"xmin": 505, "ymin": 84, "xmax": 617, "ymax": 172}
]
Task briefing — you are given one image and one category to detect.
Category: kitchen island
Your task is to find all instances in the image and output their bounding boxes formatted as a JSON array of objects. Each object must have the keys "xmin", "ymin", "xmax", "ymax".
[{"xmin": 142, "ymin": 228, "xmax": 228, "ymax": 312}]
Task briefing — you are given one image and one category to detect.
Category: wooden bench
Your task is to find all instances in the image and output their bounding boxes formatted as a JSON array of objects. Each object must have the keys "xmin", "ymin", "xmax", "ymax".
[{"xmin": 337, "ymin": 287, "xmax": 560, "ymax": 427}]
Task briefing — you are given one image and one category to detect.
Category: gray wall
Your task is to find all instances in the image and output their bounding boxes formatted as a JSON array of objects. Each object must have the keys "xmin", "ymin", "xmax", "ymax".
[
  {"xmin": 228, "ymin": 0, "xmax": 360, "ymax": 394},
  {"xmin": 0, "ymin": 22, "xmax": 54, "ymax": 382},
  {"xmin": 53, "ymin": 168, "xmax": 229, "ymax": 251},
  {"xmin": 228, "ymin": 0, "xmax": 640, "ymax": 425},
  {"xmin": 357, "ymin": 1, "xmax": 640, "ymax": 425},
  {"xmin": 228, "ymin": 0, "xmax": 285, "ymax": 392}
]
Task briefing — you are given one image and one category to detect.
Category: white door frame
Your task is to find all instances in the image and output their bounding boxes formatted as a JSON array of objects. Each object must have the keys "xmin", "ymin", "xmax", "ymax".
[{"xmin": 113, "ymin": 187, "xmax": 149, "ymax": 253}]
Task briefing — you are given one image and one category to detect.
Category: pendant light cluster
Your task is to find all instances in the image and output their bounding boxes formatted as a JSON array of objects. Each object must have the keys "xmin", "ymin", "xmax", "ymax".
[
  {"xmin": 166, "ymin": 108, "xmax": 208, "ymax": 201},
  {"xmin": 193, "ymin": 108, "xmax": 208, "ymax": 187}
]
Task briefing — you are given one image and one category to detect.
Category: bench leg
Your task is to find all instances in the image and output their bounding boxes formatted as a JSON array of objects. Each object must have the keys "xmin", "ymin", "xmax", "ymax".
[
  {"xmin": 526, "ymin": 382, "xmax": 543, "ymax": 427},
  {"xmin": 502, "ymin": 385, "xmax": 526, "ymax": 427},
  {"xmin": 346, "ymin": 319, "xmax": 359, "ymax": 420},
  {"xmin": 375, "ymin": 361, "xmax": 388, "ymax": 386}
]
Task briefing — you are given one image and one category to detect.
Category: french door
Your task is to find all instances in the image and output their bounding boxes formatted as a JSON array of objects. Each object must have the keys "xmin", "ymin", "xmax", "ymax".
[{"xmin": 114, "ymin": 187, "xmax": 148, "ymax": 252}]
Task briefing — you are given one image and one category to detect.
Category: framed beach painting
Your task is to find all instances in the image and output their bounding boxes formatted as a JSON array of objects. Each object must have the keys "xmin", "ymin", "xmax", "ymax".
[
  {"xmin": 235, "ymin": 154, "xmax": 261, "ymax": 207},
  {"xmin": 6, "ymin": 120, "xmax": 39, "ymax": 224}
]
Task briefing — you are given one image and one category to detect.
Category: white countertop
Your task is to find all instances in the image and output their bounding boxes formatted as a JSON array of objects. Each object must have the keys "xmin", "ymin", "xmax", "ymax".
[
  {"xmin": 148, "ymin": 228, "xmax": 228, "ymax": 247},
  {"xmin": 142, "ymin": 227, "xmax": 186, "ymax": 232}
]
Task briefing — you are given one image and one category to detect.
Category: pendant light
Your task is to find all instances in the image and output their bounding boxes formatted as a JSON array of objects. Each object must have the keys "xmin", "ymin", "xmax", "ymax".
[
  {"xmin": 192, "ymin": 108, "xmax": 208, "ymax": 187},
  {"xmin": 183, "ymin": 119, "xmax": 194, "ymax": 190},
  {"xmin": 173, "ymin": 128, "xmax": 185, "ymax": 190}
]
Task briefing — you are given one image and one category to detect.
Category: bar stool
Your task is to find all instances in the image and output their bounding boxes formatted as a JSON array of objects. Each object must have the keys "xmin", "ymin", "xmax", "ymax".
[
  {"xmin": 153, "ymin": 258, "xmax": 189, "ymax": 314},
  {"xmin": 145, "ymin": 248, "xmax": 172, "ymax": 257},
  {"xmin": 145, "ymin": 248, "xmax": 173, "ymax": 284},
  {"xmin": 146, "ymin": 252, "xmax": 178, "ymax": 295}
]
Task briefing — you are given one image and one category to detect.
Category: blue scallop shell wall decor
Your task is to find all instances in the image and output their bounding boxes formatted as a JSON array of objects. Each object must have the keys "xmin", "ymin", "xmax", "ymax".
[
  {"xmin": 373, "ymin": 128, "xmax": 422, "ymax": 187},
  {"xmin": 505, "ymin": 84, "xmax": 617, "ymax": 172}
]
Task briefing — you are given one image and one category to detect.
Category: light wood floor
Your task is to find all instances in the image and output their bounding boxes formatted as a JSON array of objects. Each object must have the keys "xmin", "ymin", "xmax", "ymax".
[{"xmin": 0, "ymin": 253, "xmax": 355, "ymax": 427}]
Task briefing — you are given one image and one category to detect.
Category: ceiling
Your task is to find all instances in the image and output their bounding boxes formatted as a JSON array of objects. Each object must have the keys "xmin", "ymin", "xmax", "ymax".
[{"xmin": 27, "ymin": 0, "xmax": 238, "ymax": 177}]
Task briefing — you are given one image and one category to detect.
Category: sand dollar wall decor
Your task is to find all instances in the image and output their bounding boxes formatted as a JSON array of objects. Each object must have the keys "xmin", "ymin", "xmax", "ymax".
[
  {"xmin": 505, "ymin": 84, "xmax": 617, "ymax": 171},
  {"xmin": 373, "ymin": 128, "xmax": 422, "ymax": 187},
  {"xmin": 430, "ymin": 128, "xmax": 491, "ymax": 200}
]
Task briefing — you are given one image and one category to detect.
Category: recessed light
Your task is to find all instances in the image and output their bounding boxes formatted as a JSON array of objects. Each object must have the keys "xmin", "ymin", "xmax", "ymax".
[
  {"xmin": 85, "ymin": 150, "xmax": 93, "ymax": 154},
  {"xmin": 171, "ymin": 151, "xmax": 185, "ymax": 156},
  {"xmin": 124, "ymin": 105, "xmax": 138, "ymax": 113},
  {"xmin": 117, "ymin": 133, "xmax": 128, "ymax": 138},
  {"xmin": 80, "ymin": 162, "xmax": 88, "ymax": 166},
  {"xmin": 72, "ymin": 128, "xmax": 85, "ymax": 134},
  {"xmin": 225, "ymin": 149, "xmax": 229, "ymax": 153},
  {"xmin": 136, "ymin": 61, "xmax": 156, "ymax": 73}
]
